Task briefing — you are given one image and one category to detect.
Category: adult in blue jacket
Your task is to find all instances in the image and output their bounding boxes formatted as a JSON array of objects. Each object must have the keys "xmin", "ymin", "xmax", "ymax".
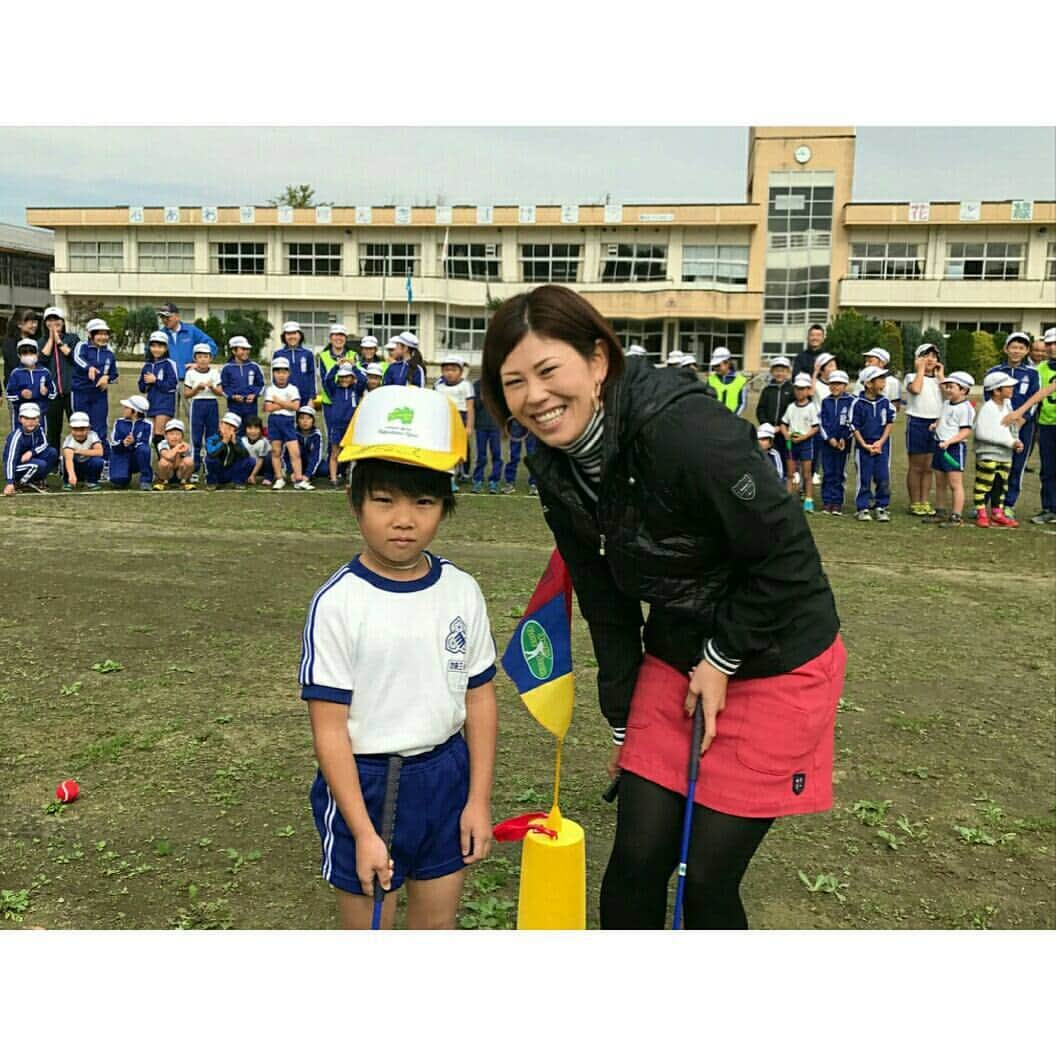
[{"xmin": 157, "ymin": 303, "xmax": 217, "ymax": 377}]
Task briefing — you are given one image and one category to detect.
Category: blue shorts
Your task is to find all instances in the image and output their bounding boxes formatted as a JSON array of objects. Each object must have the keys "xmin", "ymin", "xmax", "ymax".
[
  {"xmin": 789, "ymin": 438, "xmax": 815, "ymax": 463},
  {"xmin": 933, "ymin": 440, "xmax": 966, "ymax": 472},
  {"xmin": 310, "ymin": 733, "xmax": 469, "ymax": 895},
  {"xmin": 906, "ymin": 416, "xmax": 937, "ymax": 455},
  {"xmin": 268, "ymin": 414, "xmax": 298, "ymax": 443}
]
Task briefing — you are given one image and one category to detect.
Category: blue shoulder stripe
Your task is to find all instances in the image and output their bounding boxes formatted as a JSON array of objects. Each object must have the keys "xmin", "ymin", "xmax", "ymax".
[{"xmin": 299, "ymin": 564, "xmax": 356, "ymax": 686}]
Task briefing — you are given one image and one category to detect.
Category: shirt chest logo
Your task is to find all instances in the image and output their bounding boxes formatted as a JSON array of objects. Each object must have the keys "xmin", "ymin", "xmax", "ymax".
[{"xmin": 445, "ymin": 616, "xmax": 467, "ymax": 654}]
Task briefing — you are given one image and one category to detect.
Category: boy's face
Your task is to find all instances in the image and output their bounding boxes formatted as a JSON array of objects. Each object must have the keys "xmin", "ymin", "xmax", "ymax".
[
  {"xmin": 829, "ymin": 381, "xmax": 847, "ymax": 397},
  {"xmin": 20, "ymin": 416, "xmax": 39, "ymax": 432},
  {"xmin": 366, "ymin": 375, "xmax": 382, "ymax": 390},
  {"xmin": 794, "ymin": 385, "xmax": 811, "ymax": 403},
  {"xmin": 1004, "ymin": 340, "xmax": 1028, "ymax": 364},
  {"xmin": 296, "ymin": 414, "xmax": 314, "ymax": 432},
  {"xmin": 331, "ymin": 334, "xmax": 346, "ymax": 352},
  {"xmin": 863, "ymin": 355, "xmax": 881, "ymax": 369},
  {"xmin": 233, "ymin": 346, "xmax": 250, "ymax": 361},
  {"xmin": 354, "ymin": 485, "xmax": 445, "ymax": 567},
  {"xmin": 165, "ymin": 428, "xmax": 184, "ymax": 446},
  {"xmin": 283, "ymin": 332, "xmax": 302, "ymax": 347},
  {"xmin": 71, "ymin": 426, "xmax": 88, "ymax": 441},
  {"xmin": 245, "ymin": 424, "xmax": 262, "ymax": 441},
  {"xmin": 337, "ymin": 373, "xmax": 354, "ymax": 387},
  {"xmin": 941, "ymin": 381, "xmax": 966, "ymax": 402},
  {"xmin": 121, "ymin": 405, "xmax": 135, "ymax": 419},
  {"xmin": 771, "ymin": 366, "xmax": 790, "ymax": 384},
  {"xmin": 866, "ymin": 378, "xmax": 886, "ymax": 397},
  {"xmin": 91, "ymin": 330, "xmax": 109, "ymax": 347},
  {"xmin": 712, "ymin": 360, "xmax": 730, "ymax": 376},
  {"xmin": 194, "ymin": 353, "xmax": 211, "ymax": 370},
  {"xmin": 921, "ymin": 350, "xmax": 938, "ymax": 373},
  {"xmin": 273, "ymin": 368, "xmax": 290, "ymax": 385},
  {"xmin": 819, "ymin": 361, "xmax": 835, "ymax": 380},
  {"xmin": 758, "ymin": 436, "xmax": 772, "ymax": 450},
  {"xmin": 992, "ymin": 385, "xmax": 1014, "ymax": 402},
  {"xmin": 441, "ymin": 364, "xmax": 462, "ymax": 384},
  {"xmin": 150, "ymin": 342, "xmax": 167, "ymax": 358},
  {"xmin": 219, "ymin": 421, "xmax": 236, "ymax": 442}
]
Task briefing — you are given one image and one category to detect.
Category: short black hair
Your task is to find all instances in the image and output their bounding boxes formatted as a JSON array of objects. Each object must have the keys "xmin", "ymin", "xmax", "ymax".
[
  {"xmin": 347, "ymin": 458, "xmax": 455, "ymax": 517},
  {"xmin": 808, "ymin": 324, "xmax": 826, "ymax": 334},
  {"xmin": 243, "ymin": 415, "xmax": 263, "ymax": 429}
]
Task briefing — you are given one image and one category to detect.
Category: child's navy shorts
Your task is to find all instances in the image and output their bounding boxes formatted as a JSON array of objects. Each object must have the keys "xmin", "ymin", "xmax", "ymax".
[
  {"xmin": 310, "ymin": 733, "xmax": 469, "ymax": 895},
  {"xmin": 789, "ymin": 438, "xmax": 815, "ymax": 463},
  {"xmin": 906, "ymin": 415, "xmax": 937, "ymax": 455},
  {"xmin": 268, "ymin": 414, "xmax": 298, "ymax": 443},
  {"xmin": 932, "ymin": 440, "xmax": 966, "ymax": 472}
]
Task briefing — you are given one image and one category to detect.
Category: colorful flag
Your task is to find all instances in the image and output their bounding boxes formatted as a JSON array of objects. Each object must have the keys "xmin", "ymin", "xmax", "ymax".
[{"xmin": 501, "ymin": 549, "xmax": 575, "ymax": 740}]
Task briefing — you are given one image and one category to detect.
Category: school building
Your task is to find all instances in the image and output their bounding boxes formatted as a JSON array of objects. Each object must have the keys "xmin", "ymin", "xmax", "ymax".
[
  {"xmin": 1, "ymin": 222, "xmax": 54, "ymax": 331},
  {"xmin": 25, "ymin": 127, "xmax": 1056, "ymax": 371}
]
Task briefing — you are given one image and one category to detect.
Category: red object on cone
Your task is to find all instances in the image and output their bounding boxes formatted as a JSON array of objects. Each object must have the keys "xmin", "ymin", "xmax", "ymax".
[
  {"xmin": 56, "ymin": 779, "xmax": 79, "ymax": 803},
  {"xmin": 493, "ymin": 812, "xmax": 557, "ymax": 842}
]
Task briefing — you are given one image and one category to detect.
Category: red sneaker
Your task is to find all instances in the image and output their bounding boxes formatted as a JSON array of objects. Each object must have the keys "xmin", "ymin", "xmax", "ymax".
[
  {"xmin": 975, "ymin": 506, "xmax": 990, "ymax": 528},
  {"xmin": 990, "ymin": 507, "xmax": 1019, "ymax": 528}
]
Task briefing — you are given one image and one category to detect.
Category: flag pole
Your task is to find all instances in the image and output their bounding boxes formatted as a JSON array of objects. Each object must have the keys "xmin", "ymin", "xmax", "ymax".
[{"xmin": 547, "ymin": 737, "xmax": 564, "ymax": 833}]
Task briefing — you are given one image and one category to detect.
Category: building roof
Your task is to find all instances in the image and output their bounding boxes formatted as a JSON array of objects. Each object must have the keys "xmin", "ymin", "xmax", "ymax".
[{"xmin": 0, "ymin": 222, "xmax": 54, "ymax": 257}]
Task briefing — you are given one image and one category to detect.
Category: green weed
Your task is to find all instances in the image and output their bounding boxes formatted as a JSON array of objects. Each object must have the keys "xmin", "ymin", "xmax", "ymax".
[
  {"xmin": 91, "ymin": 659, "xmax": 124, "ymax": 674},
  {"xmin": 851, "ymin": 799, "xmax": 892, "ymax": 827},
  {"xmin": 60, "ymin": 682, "xmax": 83, "ymax": 696},
  {"xmin": 1, "ymin": 889, "xmax": 30, "ymax": 923},
  {"xmin": 797, "ymin": 871, "xmax": 848, "ymax": 903}
]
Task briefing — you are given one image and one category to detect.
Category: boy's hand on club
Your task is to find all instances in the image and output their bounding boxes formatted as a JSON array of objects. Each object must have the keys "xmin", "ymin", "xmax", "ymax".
[
  {"xmin": 460, "ymin": 800, "xmax": 492, "ymax": 864},
  {"xmin": 685, "ymin": 661, "xmax": 729, "ymax": 754},
  {"xmin": 356, "ymin": 830, "xmax": 393, "ymax": 897},
  {"xmin": 606, "ymin": 745, "xmax": 622, "ymax": 781}
]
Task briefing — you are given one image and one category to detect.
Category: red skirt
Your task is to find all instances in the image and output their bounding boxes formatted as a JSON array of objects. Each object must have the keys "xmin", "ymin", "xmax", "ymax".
[{"xmin": 619, "ymin": 635, "xmax": 846, "ymax": 818}]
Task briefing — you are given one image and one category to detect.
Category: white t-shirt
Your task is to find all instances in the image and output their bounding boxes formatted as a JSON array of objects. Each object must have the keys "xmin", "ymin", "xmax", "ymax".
[
  {"xmin": 782, "ymin": 401, "xmax": 820, "ymax": 438},
  {"xmin": 903, "ymin": 373, "xmax": 943, "ymax": 419},
  {"xmin": 935, "ymin": 398, "xmax": 975, "ymax": 443},
  {"xmin": 811, "ymin": 378, "xmax": 830, "ymax": 411},
  {"xmin": 853, "ymin": 376, "xmax": 902, "ymax": 405},
  {"xmin": 241, "ymin": 436, "xmax": 271, "ymax": 460},
  {"xmin": 184, "ymin": 366, "xmax": 222, "ymax": 401},
  {"xmin": 264, "ymin": 383, "xmax": 301, "ymax": 416},
  {"xmin": 63, "ymin": 431, "xmax": 100, "ymax": 453},
  {"xmin": 158, "ymin": 437, "xmax": 191, "ymax": 457},
  {"xmin": 299, "ymin": 554, "xmax": 497, "ymax": 756},
  {"xmin": 435, "ymin": 378, "xmax": 475, "ymax": 413}
]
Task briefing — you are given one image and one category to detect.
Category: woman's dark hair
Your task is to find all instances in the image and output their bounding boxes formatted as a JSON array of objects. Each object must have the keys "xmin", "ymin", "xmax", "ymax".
[
  {"xmin": 6, "ymin": 308, "xmax": 39, "ymax": 340},
  {"xmin": 347, "ymin": 458, "xmax": 455, "ymax": 517},
  {"xmin": 480, "ymin": 284, "xmax": 624, "ymax": 429},
  {"xmin": 407, "ymin": 347, "xmax": 426, "ymax": 386}
]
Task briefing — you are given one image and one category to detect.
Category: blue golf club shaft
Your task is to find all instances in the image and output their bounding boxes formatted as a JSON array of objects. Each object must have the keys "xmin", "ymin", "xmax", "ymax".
[
  {"xmin": 371, "ymin": 755, "xmax": 403, "ymax": 930},
  {"xmin": 673, "ymin": 696, "xmax": 704, "ymax": 930}
]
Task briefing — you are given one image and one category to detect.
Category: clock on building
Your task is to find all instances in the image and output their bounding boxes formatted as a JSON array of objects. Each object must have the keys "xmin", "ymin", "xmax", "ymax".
[{"xmin": 794, "ymin": 145, "xmax": 812, "ymax": 164}]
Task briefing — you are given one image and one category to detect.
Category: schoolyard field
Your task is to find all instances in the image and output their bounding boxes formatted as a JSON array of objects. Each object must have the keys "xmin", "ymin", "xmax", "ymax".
[{"xmin": 1, "ymin": 382, "xmax": 1053, "ymax": 930}]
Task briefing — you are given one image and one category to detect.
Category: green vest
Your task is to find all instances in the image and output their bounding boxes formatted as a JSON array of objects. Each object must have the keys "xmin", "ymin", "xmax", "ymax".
[
  {"xmin": 708, "ymin": 371, "xmax": 748, "ymax": 415},
  {"xmin": 317, "ymin": 345, "xmax": 339, "ymax": 405},
  {"xmin": 1038, "ymin": 360, "xmax": 1056, "ymax": 426}
]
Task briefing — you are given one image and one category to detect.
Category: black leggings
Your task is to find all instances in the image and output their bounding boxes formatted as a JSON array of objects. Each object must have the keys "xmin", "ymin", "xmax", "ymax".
[{"xmin": 600, "ymin": 772, "xmax": 773, "ymax": 929}]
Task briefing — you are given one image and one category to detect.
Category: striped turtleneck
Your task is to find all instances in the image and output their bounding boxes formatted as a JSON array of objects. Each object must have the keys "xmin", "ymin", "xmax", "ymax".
[{"xmin": 557, "ymin": 407, "xmax": 604, "ymax": 500}]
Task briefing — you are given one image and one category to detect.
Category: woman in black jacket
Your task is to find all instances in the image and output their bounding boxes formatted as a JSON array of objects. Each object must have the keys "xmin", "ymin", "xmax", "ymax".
[{"xmin": 481, "ymin": 286, "xmax": 845, "ymax": 930}]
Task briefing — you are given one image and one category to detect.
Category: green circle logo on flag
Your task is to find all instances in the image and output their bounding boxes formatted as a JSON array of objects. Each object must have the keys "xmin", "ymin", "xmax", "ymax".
[{"xmin": 520, "ymin": 619, "xmax": 554, "ymax": 680}]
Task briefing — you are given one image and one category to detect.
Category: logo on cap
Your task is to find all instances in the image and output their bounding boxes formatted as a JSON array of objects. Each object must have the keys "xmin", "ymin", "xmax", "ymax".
[
  {"xmin": 387, "ymin": 407, "xmax": 415, "ymax": 426},
  {"xmin": 520, "ymin": 620, "xmax": 554, "ymax": 680}
]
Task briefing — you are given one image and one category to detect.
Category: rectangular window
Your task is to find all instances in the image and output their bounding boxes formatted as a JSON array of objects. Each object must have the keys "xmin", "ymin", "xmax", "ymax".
[
  {"xmin": 69, "ymin": 241, "xmax": 123, "ymax": 272},
  {"xmin": 210, "ymin": 242, "xmax": 266, "ymax": 275},
  {"xmin": 519, "ymin": 244, "xmax": 582, "ymax": 283},
  {"xmin": 1046, "ymin": 242, "xmax": 1056, "ymax": 281},
  {"xmin": 848, "ymin": 242, "xmax": 924, "ymax": 280},
  {"xmin": 608, "ymin": 318, "xmax": 665, "ymax": 362},
  {"xmin": 767, "ymin": 178, "xmax": 833, "ymax": 249},
  {"xmin": 440, "ymin": 313, "xmax": 488, "ymax": 354},
  {"xmin": 681, "ymin": 244, "xmax": 749, "ymax": 286},
  {"xmin": 943, "ymin": 320, "xmax": 1018, "ymax": 335},
  {"xmin": 600, "ymin": 243, "xmax": 667, "ymax": 282},
  {"xmin": 764, "ymin": 265, "xmax": 830, "ymax": 325},
  {"xmin": 286, "ymin": 242, "xmax": 342, "ymax": 276},
  {"xmin": 138, "ymin": 241, "xmax": 194, "ymax": 274},
  {"xmin": 284, "ymin": 310, "xmax": 342, "ymax": 349},
  {"xmin": 441, "ymin": 243, "xmax": 501, "ymax": 281},
  {"xmin": 359, "ymin": 243, "xmax": 420, "ymax": 277},
  {"xmin": 675, "ymin": 320, "xmax": 747, "ymax": 369},
  {"xmin": 358, "ymin": 311, "xmax": 419, "ymax": 346},
  {"xmin": 4, "ymin": 253, "xmax": 51, "ymax": 289},
  {"xmin": 944, "ymin": 242, "xmax": 1025, "ymax": 281}
]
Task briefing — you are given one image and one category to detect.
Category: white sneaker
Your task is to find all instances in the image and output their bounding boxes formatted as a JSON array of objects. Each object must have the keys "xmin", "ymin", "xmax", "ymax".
[
  {"xmin": 812, "ymin": 472, "xmax": 821, "ymax": 486},
  {"xmin": 793, "ymin": 472, "xmax": 801, "ymax": 487},
  {"xmin": 272, "ymin": 478, "xmax": 286, "ymax": 490},
  {"xmin": 293, "ymin": 479, "xmax": 315, "ymax": 491}
]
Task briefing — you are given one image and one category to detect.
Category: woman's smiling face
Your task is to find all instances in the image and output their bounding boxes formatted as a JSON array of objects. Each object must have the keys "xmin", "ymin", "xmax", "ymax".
[{"xmin": 500, "ymin": 332, "xmax": 608, "ymax": 446}]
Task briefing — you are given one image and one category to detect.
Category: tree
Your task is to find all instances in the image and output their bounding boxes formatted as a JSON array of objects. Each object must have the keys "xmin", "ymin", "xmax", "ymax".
[
  {"xmin": 127, "ymin": 306, "xmax": 160, "ymax": 355},
  {"xmin": 823, "ymin": 308, "xmax": 883, "ymax": 372},
  {"xmin": 900, "ymin": 322, "xmax": 923, "ymax": 361},
  {"xmin": 946, "ymin": 330, "xmax": 975, "ymax": 373},
  {"xmin": 194, "ymin": 310, "xmax": 274, "ymax": 358},
  {"xmin": 100, "ymin": 306, "xmax": 130, "ymax": 354},
  {"xmin": 878, "ymin": 320, "xmax": 904, "ymax": 376},
  {"xmin": 921, "ymin": 327, "xmax": 946, "ymax": 355},
  {"xmin": 268, "ymin": 184, "xmax": 318, "ymax": 208},
  {"xmin": 65, "ymin": 297, "xmax": 104, "ymax": 329},
  {"xmin": 990, "ymin": 332, "xmax": 1010, "ymax": 362},
  {"xmin": 972, "ymin": 331, "xmax": 1001, "ymax": 376}
]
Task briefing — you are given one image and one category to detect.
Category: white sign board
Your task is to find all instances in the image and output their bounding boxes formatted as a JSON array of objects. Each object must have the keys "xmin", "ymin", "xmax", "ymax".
[
  {"xmin": 476, "ymin": 205, "xmax": 494, "ymax": 224},
  {"xmin": 240, "ymin": 205, "xmax": 256, "ymax": 224},
  {"xmin": 355, "ymin": 206, "xmax": 372, "ymax": 225},
  {"xmin": 315, "ymin": 205, "xmax": 332, "ymax": 224},
  {"xmin": 1011, "ymin": 200, "xmax": 1034, "ymax": 221},
  {"xmin": 164, "ymin": 206, "xmax": 180, "ymax": 224},
  {"xmin": 202, "ymin": 206, "xmax": 218, "ymax": 224},
  {"xmin": 603, "ymin": 203, "xmax": 623, "ymax": 223},
  {"xmin": 638, "ymin": 212, "xmax": 674, "ymax": 222},
  {"xmin": 435, "ymin": 205, "xmax": 453, "ymax": 225},
  {"xmin": 129, "ymin": 207, "xmax": 144, "ymax": 224},
  {"xmin": 395, "ymin": 205, "xmax": 412, "ymax": 225},
  {"xmin": 518, "ymin": 205, "xmax": 536, "ymax": 224},
  {"xmin": 908, "ymin": 202, "xmax": 931, "ymax": 223},
  {"xmin": 561, "ymin": 205, "xmax": 580, "ymax": 224},
  {"xmin": 277, "ymin": 205, "xmax": 294, "ymax": 223},
  {"xmin": 959, "ymin": 201, "xmax": 981, "ymax": 222}
]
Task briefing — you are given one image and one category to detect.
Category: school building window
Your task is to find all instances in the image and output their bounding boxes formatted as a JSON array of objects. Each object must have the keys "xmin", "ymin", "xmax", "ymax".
[
  {"xmin": 69, "ymin": 241, "xmax": 123, "ymax": 272},
  {"xmin": 359, "ymin": 243, "xmax": 420, "ymax": 277},
  {"xmin": 681, "ymin": 244, "xmax": 749, "ymax": 285},
  {"xmin": 764, "ymin": 265, "xmax": 830, "ymax": 325},
  {"xmin": 609, "ymin": 318, "xmax": 665, "ymax": 361},
  {"xmin": 442, "ymin": 243, "xmax": 501, "ymax": 281},
  {"xmin": 285, "ymin": 310, "xmax": 342, "ymax": 348},
  {"xmin": 210, "ymin": 242, "xmax": 266, "ymax": 275},
  {"xmin": 286, "ymin": 243, "xmax": 342, "ymax": 277},
  {"xmin": 519, "ymin": 244, "xmax": 582, "ymax": 282},
  {"xmin": 600, "ymin": 243, "xmax": 667, "ymax": 282},
  {"xmin": 1046, "ymin": 242, "xmax": 1056, "ymax": 280},
  {"xmin": 943, "ymin": 320, "xmax": 1018, "ymax": 335},
  {"xmin": 944, "ymin": 242, "xmax": 1025, "ymax": 280},
  {"xmin": 0, "ymin": 252, "xmax": 51, "ymax": 288},
  {"xmin": 848, "ymin": 242, "xmax": 925, "ymax": 280},
  {"xmin": 676, "ymin": 319, "xmax": 746, "ymax": 367},
  {"xmin": 767, "ymin": 176, "xmax": 834, "ymax": 249},
  {"xmin": 138, "ymin": 241, "xmax": 194, "ymax": 274},
  {"xmin": 440, "ymin": 313, "xmax": 488, "ymax": 353},
  {"xmin": 358, "ymin": 311, "xmax": 419, "ymax": 346}
]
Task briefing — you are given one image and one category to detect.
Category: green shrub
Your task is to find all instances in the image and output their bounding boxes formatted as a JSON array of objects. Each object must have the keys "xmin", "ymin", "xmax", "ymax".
[
  {"xmin": 946, "ymin": 330, "xmax": 975, "ymax": 373},
  {"xmin": 879, "ymin": 321, "xmax": 904, "ymax": 375}
]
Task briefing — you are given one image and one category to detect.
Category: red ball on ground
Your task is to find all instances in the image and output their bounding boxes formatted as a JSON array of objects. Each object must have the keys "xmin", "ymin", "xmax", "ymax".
[{"xmin": 56, "ymin": 779, "xmax": 80, "ymax": 803}]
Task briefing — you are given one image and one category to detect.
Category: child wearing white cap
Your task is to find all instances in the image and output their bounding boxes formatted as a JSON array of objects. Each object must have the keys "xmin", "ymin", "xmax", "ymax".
[
  {"xmin": 3, "ymin": 403, "xmax": 57, "ymax": 495},
  {"xmin": 902, "ymin": 343, "xmax": 944, "ymax": 517},
  {"xmin": 205, "ymin": 412, "xmax": 256, "ymax": 488},
  {"xmin": 322, "ymin": 361, "xmax": 366, "ymax": 487},
  {"xmin": 109, "ymin": 395, "xmax": 154, "ymax": 490},
  {"xmin": 817, "ymin": 370, "xmax": 855, "ymax": 514},
  {"xmin": 924, "ymin": 371, "xmax": 975, "ymax": 527},
  {"xmin": 850, "ymin": 366, "xmax": 897, "ymax": 522},
  {"xmin": 356, "ymin": 335, "xmax": 386, "ymax": 373},
  {"xmin": 301, "ymin": 384, "xmax": 497, "ymax": 930},
  {"xmin": 61, "ymin": 411, "xmax": 105, "ymax": 491},
  {"xmin": 71, "ymin": 319, "xmax": 119, "ymax": 464},
  {"xmin": 317, "ymin": 324, "xmax": 357, "ymax": 415},
  {"xmin": 706, "ymin": 348, "xmax": 747, "ymax": 417},
  {"xmin": 183, "ymin": 343, "xmax": 224, "ymax": 482},
  {"xmin": 6, "ymin": 338, "xmax": 55, "ymax": 425},
  {"xmin": 435, "ymin": 355, "xmax": 476, "ymax": 489},
  {"xmin": 284, "ymin": 407, "xmax": 325, "ymax": 483},
  {"xmin": 756, "ymin": 423, "xmax": 784, "ymax": 481},
  {"xmin": 274, "ymin": 322, "xmax": 317, "ymax": 409},
  {"xmin": 364, "ymin": 362, "xmax": 385, "ymax": 393},
  {"xmin": 780, "ymin": 374, "xmax": 821, "ymax": 512},
  {"xmin": 383, "ymin": 332, "xmax": 426, "ymax": 388},
  {"xmin": 973, "ymin": 372, "xmax": 1023, "ymax": 527},
  {"xmin": 220, "ymin": 337, "xmax": 265, "ymax": 428},
  {"xmin": 139, "ymin": 330, "xmax": 179, "ymax": 445},
  {"xmin": 153, "ymin": 420, "xmax": 196, "ymax": 491},
  {"xmin": 756, "ymin": 356, "xmax": 795, "ymax": 474},
  {"xmin": 263, "ymin": 358, "xmax": 311, "ymax": 490}
]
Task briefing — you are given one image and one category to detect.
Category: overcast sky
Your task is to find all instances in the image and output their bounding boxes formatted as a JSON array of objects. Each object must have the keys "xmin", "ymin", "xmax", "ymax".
[{"xmin": 1, "ymin": 126, "xmax": 1053, "ymax": 226}]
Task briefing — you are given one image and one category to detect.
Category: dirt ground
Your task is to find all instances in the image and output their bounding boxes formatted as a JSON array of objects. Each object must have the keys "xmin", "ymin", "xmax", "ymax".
[{"xmin": 1, "ymin": 379, "xmax": 1053, "ymax": 930}]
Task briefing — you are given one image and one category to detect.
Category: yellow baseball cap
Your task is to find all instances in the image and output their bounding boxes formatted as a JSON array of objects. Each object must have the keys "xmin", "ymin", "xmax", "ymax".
[{"xmin": 337, "ymin": 385, "xmax": 467, "ymax": 473}]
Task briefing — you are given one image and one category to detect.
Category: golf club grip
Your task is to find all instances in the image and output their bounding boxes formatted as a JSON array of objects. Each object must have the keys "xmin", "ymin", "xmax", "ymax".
[
  {"xmin": 373, "ymin": 756, "xmax": 403, "ymax": 910},
  {"xmin": 602, "ymin": 774, "xmax": 621, "ymax": 803},
  {"xmin": 688, "ymin": 697, "xmax": 704, "ymax": 783}
]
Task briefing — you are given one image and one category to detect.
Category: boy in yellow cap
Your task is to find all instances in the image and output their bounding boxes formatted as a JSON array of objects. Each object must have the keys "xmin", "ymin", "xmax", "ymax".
[{"xmin": 301, "ymin": 385, "xmax": 498, "ymax": 929}]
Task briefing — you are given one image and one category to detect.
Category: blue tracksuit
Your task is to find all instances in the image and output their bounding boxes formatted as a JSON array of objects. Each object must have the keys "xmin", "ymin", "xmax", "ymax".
[
  {"xmin": 764, "ymin": 446, "xmax": 785, "ymax": 480},
  {"xmin": 3, "ymin": 425, "xmax": 57, "ymax": 486},
  {"xmin": 161, "ymin": 322, "xmax": 217, "ymax": 378},
  {"xmin": 283, "ymin": 428, "xmax": 326, "ymax": 478},
  {"xmin": 71, "ymin": 341, "xmax": 118, "ymax": 458},
  {"xmin": 6, "ymin": 366, "xmax": 55, "ymax": 424},
  {"xmin": 188, "ymin": 400, "xmax": 220, "ymax": 472},
  {"xmin": 851, "ymin": 394, "xmax": 896, "ymax": 511},
  {"xmin": 276, "ymin": 346, "xmax": 318, "ymax": 406},
  {"xmin": 819, "ymin": 393, "xmax": 857, "ymax": 507},
  {"xmin": 505, "ymin": 418, "xmax": 538, "ymax": 486},
  {"xmin": 220, "ymin": 361, "xmax": 265, "ymax": 427},
  {"xmin": 322, "ymin": 366, "xmax": 363, "ymax": 453},
  {"xmin": 139, "ymin": 357, "xmax": 179, "ymax": 418},
  {"xmin": 108, "ymin": 417, "xmax": 154, "ymax": 486},
  {"xmin": 984, "ymin": 363, "xmax": 1039, "ymax": 509},
  {"xmin": 204, "ymin": 434, "xmax": 255, "ymax": 486},
  {"xmin": 382, "ymin": 360, "xmax": 425, "ymax": 387}
]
